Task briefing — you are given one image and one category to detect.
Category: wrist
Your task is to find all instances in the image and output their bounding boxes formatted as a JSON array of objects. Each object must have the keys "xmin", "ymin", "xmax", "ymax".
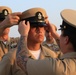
[{"xmin": 0, "ymin": 20, "xmax": 8, "ymax": 29}]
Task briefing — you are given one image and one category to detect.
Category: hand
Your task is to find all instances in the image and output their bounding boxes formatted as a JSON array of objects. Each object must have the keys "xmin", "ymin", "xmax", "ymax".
[
  {"xmin": 46, "ymin": 21, "xmax": 57, "ymax": 35},
  {"xmin": 18, "ymin": 20, "xmax": 30, "ymax": 36},
  {"xmin": 2, "ymin": 12, "xmax": 22, "ymax": 28},
  {"xmin": 45, "ymin": 21, "xmax": 60, "ymax": 42}
]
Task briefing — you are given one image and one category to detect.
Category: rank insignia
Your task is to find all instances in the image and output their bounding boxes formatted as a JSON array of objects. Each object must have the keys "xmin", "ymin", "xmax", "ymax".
[
  {"xmin": 2, "ymin": 9, "xmax": 9, "ymax": 16},
  {"xmin": 35, "ymin": 12, "xmax": 44, "ymax": 20}
]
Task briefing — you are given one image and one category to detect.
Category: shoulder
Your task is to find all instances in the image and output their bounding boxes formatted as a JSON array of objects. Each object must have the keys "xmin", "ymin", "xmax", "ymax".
[
  {"xmin": 2, "ymin": 49, "xmax": 16, "ymax": 64},
  {"xmin": 41, "ymin": 45, "xmax": 58, "ymax": 58}
]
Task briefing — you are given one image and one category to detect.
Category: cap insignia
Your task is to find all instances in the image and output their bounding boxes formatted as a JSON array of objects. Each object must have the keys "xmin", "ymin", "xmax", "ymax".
[
  {"xmin": 35, "ymin": 12, "xmax": 43, "ymax": 20},
  {"xmin": 38, "ymin": 13, "xmax": 42, "ymax": 19},
  {"xmin": 64, "ymin": 26, "xmax": 66, "ymax": 29},
  {"xmin": 2, "ymin": 9, "xmax": 9, "ymax": 16}
]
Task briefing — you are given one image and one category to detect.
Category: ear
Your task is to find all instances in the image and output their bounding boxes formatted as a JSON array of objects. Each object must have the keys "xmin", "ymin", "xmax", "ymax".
[{"xmin": 64, "ymin": 36, "xmax": 69, "ymax": 44}]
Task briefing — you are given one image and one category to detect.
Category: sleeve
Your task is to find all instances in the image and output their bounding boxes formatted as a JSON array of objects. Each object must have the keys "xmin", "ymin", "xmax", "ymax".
[
  {"xmin": 26, "ymin": 58, "xmax": 54, "ymax": 75},
  {"xmin": 0, "ymin": 49, "xmax": 26, "ymax": 75},
  {"xmin": 26, "ymin": 58, "xmax": 71, "ymax": 75}
]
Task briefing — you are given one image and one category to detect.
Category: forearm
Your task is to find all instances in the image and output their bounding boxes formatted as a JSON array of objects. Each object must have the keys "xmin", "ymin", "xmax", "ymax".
[
  {"xmin": 16, "ymin": 35, "xmax": 29, "ymax": 73},
  {"xmin": 0, "ymin": 21, "xmax": 7, "ymax": 35}
]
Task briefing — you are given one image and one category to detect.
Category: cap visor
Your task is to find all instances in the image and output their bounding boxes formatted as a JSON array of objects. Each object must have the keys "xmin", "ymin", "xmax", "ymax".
[{"xmin": 30, "ymin": 22, "xmax": 47, "ymax": 27}]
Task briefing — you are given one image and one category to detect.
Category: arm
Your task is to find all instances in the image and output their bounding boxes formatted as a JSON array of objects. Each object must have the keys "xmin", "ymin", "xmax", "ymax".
[
  {"xmin": 0, "ymin": 12, "xmax": 22, "ymax": 35},
  {"xmin": 16, "ymin": 36, "xmax": 28, "ymax": 73},
  {"xmin": 16, "ymin": 20, "xmax": 30, "ymax": 72},
  {"xmin": 46, "ymin": 21, "xmax": 60, "ymax": 46},
  {"xmin": 0, "ymin": 49, "xmax": 26, "ymax": 75}
]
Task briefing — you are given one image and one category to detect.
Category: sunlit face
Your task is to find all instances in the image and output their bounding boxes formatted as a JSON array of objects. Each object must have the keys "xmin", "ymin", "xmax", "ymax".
[
  {"xmin": 28, "ymin": 26, "xmax": 45, "ymax": 43},
  {"xmin": 60, "ymin": 31, "xmax": 66, "ymax": 52}
]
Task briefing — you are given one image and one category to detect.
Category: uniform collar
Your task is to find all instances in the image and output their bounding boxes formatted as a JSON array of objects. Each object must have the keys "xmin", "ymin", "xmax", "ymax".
[
  {"xmin": 43, "ymin": 39, "xmax": 57, "ymax": 46},
  {"xmin": 40, "ymin": 45, "xmax": 52, "ymax": 57},
  {"xmin": 60, "ymin": 52, "xmax": 76, "ymax": 59},
  {"xmin": 28, "ymin": 45, "xmax": 51, "ymax": 59}
]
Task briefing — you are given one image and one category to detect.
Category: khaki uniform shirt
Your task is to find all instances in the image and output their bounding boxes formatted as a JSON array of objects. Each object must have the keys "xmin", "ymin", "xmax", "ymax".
[
  {"xmin": 0, "ymin": 49, "xmax": 26, "ymax": 75},
  {"xmin": 0, "ymin": 44, "xmax": 60, "ymax": 75},
  {"xmin": 27, "ymin": 52, "xmax": 76, "ymax": 75},
  {"xmin": 42, "ymin": 40, "xmax": 62, "ymax": 58},
  {"xmin": 16, "ymin": 45, "xmax": 62, "ymax": 74},
  {"xmin": 0, "ymin": 37, "xmax": 19, "ymax": 61},
  {"xmin": 42, "ymin": 40, "xmax": 59, "ymax": 51},
  {"xmin": 28, "ymin": 45, "xmax": 60, "ymax": 59}
]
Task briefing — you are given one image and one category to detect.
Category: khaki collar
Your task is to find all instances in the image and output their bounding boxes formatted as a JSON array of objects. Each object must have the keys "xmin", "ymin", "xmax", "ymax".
[
  {"xmin": 43, "ymin": 40, "xmax": 57, "ymax": 46},
  {"xmin": 28, "ymin": 45, "xmax": 51, "ymax": 59},
  {"xmin": 60, "ymin": 52, "xmax": 76, "ymax": 59},
  {"xmin": 40, "ymin": 45, "xmax": 52, "ymax": 57}
]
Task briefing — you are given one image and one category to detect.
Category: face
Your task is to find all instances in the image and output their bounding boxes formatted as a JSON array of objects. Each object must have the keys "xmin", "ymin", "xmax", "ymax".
[
  {"xmin": 60, "ymin": 31, "xmax": 68, "ymax": 53},
  {"xmin": 60, "ymin": 31, "xmax": 64, "ymax": 50},
  {"xmin": 45, "ymin": 31, "xmax": 54, "ymax": 41},
  {"xmin": 28, "ymin": 26, "xmax": 45, "ymax": 43}
]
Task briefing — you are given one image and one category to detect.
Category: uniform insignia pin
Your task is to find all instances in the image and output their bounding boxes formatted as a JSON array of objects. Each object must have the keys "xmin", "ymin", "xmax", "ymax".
[
  {"xmin": 38, "ymin": 13, "xmax": 42, "ymax": 19},
  {"xmin": 2, "ymin": 9, "xmax": 9, "ymax": 16}
]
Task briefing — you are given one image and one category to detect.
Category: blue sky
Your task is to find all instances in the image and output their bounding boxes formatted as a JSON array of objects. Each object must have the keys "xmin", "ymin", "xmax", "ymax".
[{"xmin": 0, "ymin": 0, "xmax": 76, "ymax": 37}]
